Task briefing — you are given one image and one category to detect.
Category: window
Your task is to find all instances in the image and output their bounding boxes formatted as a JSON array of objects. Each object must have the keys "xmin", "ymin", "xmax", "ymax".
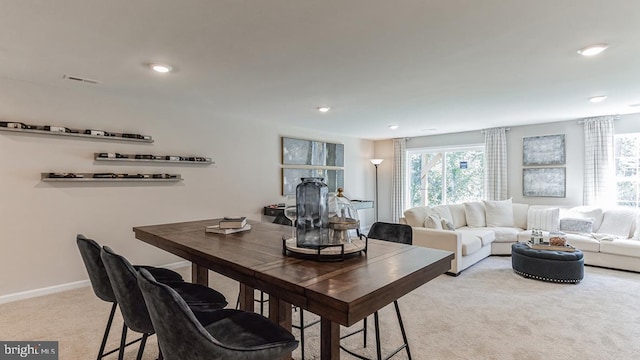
[
  {"xmin": 615, "ymin": 134, "xmax": 640, "ymax": 208},
  {"xmin": 406, "ymin": 146, "xmax": 484, "ymax": 208}
]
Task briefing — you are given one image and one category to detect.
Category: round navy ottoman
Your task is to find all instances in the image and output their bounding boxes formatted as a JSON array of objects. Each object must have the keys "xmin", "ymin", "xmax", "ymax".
[{"xmin": 511, "ymin": 243, "xmax": 584, "ymax": 283}]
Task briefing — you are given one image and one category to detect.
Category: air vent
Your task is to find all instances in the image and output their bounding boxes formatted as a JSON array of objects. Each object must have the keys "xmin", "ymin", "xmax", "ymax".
[{"xmin": 63, "ymin": 74, "xmax": 100, "ymax": 85}]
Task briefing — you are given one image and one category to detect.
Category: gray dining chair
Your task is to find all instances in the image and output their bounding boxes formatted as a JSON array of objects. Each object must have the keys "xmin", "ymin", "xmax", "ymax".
[
  {"xmin": 340, "ymin": 222, "xmax": 413, "ymax": 360},
  {"xmin": 76, "ymin": 234, "xmax": 183, "ymax": 360},
  {"xmin": 137, "ymin": 268, "xmax": 299, "ymax": 360},
  {"xmin": 100, "ymin": 246, "xmax": 228, "ymax": 360}
]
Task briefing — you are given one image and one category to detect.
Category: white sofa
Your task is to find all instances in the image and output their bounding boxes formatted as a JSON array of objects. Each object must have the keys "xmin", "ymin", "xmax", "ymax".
[{"xmin": 401, "ymin": 200, "xmax": 640, "ymax": 275}]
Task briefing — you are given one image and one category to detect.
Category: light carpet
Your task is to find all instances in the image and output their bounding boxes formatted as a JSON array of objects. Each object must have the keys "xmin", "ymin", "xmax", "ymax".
[{"xmin": 1, "ymin": 256, "xmax": 639, "ymax": 360}]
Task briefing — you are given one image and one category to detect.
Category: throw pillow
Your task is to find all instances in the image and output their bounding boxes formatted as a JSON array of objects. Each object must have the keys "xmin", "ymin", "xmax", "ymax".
[
  {"xmin": 424, "ymin": 214, "xmax": 443, "ymax": 230},
  {"xmin": 432, "ymin": 205, "xmax": 454, "ymax": 224},
  {"xmin": 403, "ymin": 206, "xmax": 433, "ymax": 228},
  {"xmin": 448, "ymin": 203, "xmax": 467, "ymax": 228},
  {"xmin": 566, "ymin": 206, "xmax": 604, "ymax": 230},
  {"xmin": 464, "ymin": 201, "xmax": 486, "ymax": 227},
  {"xmin": 598, "ymin": 208, "xmax": 636, "ymax": 238},
  {"xmin": 527, "ymin": 207, "xmax": 560, "ymax": 231},
  {"xmin": 483, "ymin": 199, "xmax": 515, "ymax": 227},
  {"xmin": 559, "ymin": 217, "xmax": 594, "ymax": 234},
  {"xmin": 441, "ymin": 218, "xmax": 455, "ymax": 231}
]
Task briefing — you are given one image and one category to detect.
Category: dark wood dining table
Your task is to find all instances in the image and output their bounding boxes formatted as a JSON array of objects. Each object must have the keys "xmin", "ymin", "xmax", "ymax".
[{"xmin": 133, "ymin": 219, "xmax": 454, "ymax": 360}]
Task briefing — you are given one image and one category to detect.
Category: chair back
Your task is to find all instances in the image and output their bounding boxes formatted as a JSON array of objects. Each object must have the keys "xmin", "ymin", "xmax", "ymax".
[
  {"xmin": 76, "ymin": 234, "xmax": 116, "ymax": 303},
  {"xmin": 100, "ymin": 246, "xmax": 154, "ymax": 334},
  {"xmin": 367, "ymin": 222, "xmax": 413, "ymax": 245}
]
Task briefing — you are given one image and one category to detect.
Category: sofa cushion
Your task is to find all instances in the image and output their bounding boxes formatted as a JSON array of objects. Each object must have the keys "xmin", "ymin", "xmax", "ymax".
[
  {"xmin": 457, "ymin": 227, "xmax": 495, "ymax": 247},
  {"xmin": 424, "ymin": 214, "xmax": 443, "ymax": 230},
  {"xmin": 598, "ymin": 208, "xmax": 636, "ymax": 238},
  {"xmin": 512, "ymin": 203, "xmax": 529, "ymax": 229},
  {"xmin": 600, "ymin": 239, "xmax": 640, "ymax": 258},
  {"xmin": 527, "ymin": 206, "xmax": 559, "ymax": 231},
  {"xmin": 432, "ymin": 205, "xmax": 453, "ymax": 224},
  {"xmin": 460, "ymin": 232, "xmax": 483, "ymax": 256},
  {"xmin": 483, "ymin": 199, "xmax": 515, "ymax": 227},
  {"xmin": 464, "ymin": 202, "xmax": 486, "ymax": 227},
  {"xmin": 567, "ymin": 206, "xmax": 604, "ymax": 231},
  {"xmin": 634, "ymin": 212, "xmax": 640, "ymax": 240},
  {"xmin": 565, "ymin": 233, "xmax": 601, "ymax": 253},
  {"xmin": 404, "ymin": 206, "xmax": 432, "ymax": 228},
  {"xmin": 448, "ymin": 204, "xmax": 467, "ymax": 229},
  {"xmin": 490, "ymin": 227, "xmax": 521, "ymax": 243},
  {"xmin": 560, "ymin": 218, "xmax": 595, "ymax": 234}
]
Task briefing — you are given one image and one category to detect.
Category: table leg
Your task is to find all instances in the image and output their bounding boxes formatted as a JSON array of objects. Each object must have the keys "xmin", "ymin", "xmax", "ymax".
[
  {"xmin": 268, "ymin": 295, "xmax": 293, "ymax": 360},
  {"xmin": 238, "ymin": 284, "xmax": 256, "ymax": 312},
  {"xmin": 191, "ymin": 263, "xmax": 209, "ymax": 286},
  {"xmin": 320, "ymin": 317, "xmax": 340, "ymax": 360}
]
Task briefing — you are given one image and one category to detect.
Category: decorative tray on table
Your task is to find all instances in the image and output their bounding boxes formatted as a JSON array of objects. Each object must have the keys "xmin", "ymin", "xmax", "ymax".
[
  {"xmin": 282, "ymin": 235, "xmax": 368, "ymax": 261},
  {"xmin": 526, "ymin": 241, "xmax": 576, "ymax": 252}
]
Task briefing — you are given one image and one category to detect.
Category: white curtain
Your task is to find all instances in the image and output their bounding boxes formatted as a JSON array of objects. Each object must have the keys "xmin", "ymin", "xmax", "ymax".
[
  {"xmin": 484, "ymin": 127, "xmax": 508, "ymax": 200},
  {"xmin": 391, "ymin": 138, "xmax": 406, "ymax": 222},
  {"xmin": 583, "ymin": 116, "xmax": 616, "ymax": 206}
]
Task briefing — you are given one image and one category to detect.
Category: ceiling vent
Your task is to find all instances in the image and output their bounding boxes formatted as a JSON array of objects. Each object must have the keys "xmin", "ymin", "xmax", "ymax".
[{"xmin": 62, "ymin": 74, "xmax": 100, "ymax": 85}]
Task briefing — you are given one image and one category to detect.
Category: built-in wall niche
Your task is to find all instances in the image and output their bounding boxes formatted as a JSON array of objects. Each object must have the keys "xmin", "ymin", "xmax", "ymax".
[{"xmin": 281, "ymin": 137, "xmax": 344, "ymax": 195}]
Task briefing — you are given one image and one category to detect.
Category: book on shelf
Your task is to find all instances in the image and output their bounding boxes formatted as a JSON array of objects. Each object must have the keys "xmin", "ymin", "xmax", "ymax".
[
  {"xmin": 218, "ymin": 216, "xmax": 247, "ymax": 229},
  {"xmin": 205, "ymin": 224, "xmax": 252, "ymax": 235}
]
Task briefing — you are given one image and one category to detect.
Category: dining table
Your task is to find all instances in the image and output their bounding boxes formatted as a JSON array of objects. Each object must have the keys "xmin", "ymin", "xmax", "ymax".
[{"xmin": 133, "ymin": 218, "xmax": 454, "ymax": 360}]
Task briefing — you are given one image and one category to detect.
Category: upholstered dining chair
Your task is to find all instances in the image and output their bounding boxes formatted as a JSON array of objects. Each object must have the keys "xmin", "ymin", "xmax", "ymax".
[
  {"xmin": 76, "ymin": 234, "xmax": 183, "ymax": 360},
  {"xmin": 137, "ymin": 268, "xmax": 299, "ymax": 360},
  {"xmin": 100, "ymin": 246, "xmax": 228, "ymax": 360},
  {"xmin": 340, "ymin": 222, "xmax": 413, "ymax": 360}
]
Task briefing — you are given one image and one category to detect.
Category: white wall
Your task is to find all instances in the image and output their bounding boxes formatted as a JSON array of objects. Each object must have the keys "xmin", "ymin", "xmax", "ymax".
[
  {"xmin": 0, "ymin": 81, "xmax": 375, "ymax": 297},
  {"xmin": 375, "ymin": 114, "xmax": 640, "ymax": 221}
]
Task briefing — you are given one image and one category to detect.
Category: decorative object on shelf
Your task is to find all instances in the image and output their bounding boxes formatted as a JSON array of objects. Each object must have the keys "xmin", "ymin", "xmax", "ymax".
[
  {"xmin": 327, "ymin": 188, "xmax": 360, "ymax": 244},
  {"xmin": 95, "ymin": 153, "xmax": 213, "ymax": 164},
  {"xmin": 41, "ymin": 173, "xmax": 182, "ymax": 182},
  {"xmin": 295, "ymin": 177, "xmax": 330, "ymax": 248},
  {"xmin": 370, "ymin": 158, "xmax": 384, "ymax": 221},
  {"xmin": 0, "ymin": 121, "xmax": 153, "ymax": 142},
  {"xmin": 523, "ymin": 167, "xmax": 566, "ymax": 197},
  {"xmin": 523, "ymin": 134, "xmax": 566, "ymax": 166}
]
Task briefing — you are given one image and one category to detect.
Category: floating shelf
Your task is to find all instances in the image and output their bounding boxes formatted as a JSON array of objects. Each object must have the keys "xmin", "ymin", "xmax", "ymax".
[
  {"xmin": 94, "ymin": 153, "xmax": 213, "ymax": 164},
  {"xmin": 0, "ymin": 125, "xmax": 153, "ymax": 143},
  {"xmin": 41, "ymin": 173, "xmax": 182, "ymax": 182}
]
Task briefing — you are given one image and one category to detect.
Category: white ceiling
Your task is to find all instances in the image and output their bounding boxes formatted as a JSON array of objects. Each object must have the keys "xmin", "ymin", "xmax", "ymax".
[{"xmin": 1, "ymin": 0, "xmax": 639, "ymax": 140}]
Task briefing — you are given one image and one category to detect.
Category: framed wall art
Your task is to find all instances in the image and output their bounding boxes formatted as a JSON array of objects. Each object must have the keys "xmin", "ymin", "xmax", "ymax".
[
  {"xmin": 281, "ymin": 137, "xmax": 345, "ymax": 195},
  {"xmin": 523, "ymin": 134, "xmax": 565, "ymax": 166},
  {"xmin": 282, "ymin": 168, "xmax": 344, "ymax": 195},
  {"xmin": 522, "ymin": 167, "xmax": 566, "ymax": 198}
]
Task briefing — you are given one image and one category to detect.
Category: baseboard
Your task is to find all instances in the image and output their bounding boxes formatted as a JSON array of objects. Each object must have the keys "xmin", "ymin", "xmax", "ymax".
[{"xmin": 0, "ymin": 260, "xmax": 190, "ymax": 305}]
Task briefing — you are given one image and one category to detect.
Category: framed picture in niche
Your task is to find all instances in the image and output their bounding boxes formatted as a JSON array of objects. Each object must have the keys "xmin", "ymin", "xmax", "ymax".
[
  {"xmin": 523, "ymin": 134, "xmax": 565, "ymax": 166},
  {"xmin": 282, "ymin": 168, "xmax": 344, "ymax": 195},
  {"xmin": 282, "ymin": 137, "xmax": 344, "ymax": 166},
  {"xmin": 522, "ymin": 167, "xmax": 566, "ymax": 198}
]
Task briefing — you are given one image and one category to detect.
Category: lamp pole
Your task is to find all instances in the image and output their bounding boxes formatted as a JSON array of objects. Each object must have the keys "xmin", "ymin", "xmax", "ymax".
[{"xmin": 370, "ymin": 159, "xmax": 384, "ymax": 222}]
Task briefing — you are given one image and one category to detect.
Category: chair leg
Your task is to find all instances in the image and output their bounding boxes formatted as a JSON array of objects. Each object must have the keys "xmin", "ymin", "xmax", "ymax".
[
  {"xmin": 135, "ymin": 333, "xmax": 148, "ymax": 360},
  {"xmin": 300, "ymin": 310, "xmax": 305, "ymax": 360},
  {"xmin": 363, "ymin": 316, "xmax": 368, "ymax": 348},
  {"xmin": 394, "ymin": 300, "xmax": 412, "ymax": 360},
  {"xmin": 117, "ymin": 325, "xmax": 127, "ymax": 360},
  {"xmin": 97, "ymin": 302, "xmax": 117, "ymax": 360},
  {"xmin": 373, "ymin": 311, "xmax": 382, "ymax": 360}
]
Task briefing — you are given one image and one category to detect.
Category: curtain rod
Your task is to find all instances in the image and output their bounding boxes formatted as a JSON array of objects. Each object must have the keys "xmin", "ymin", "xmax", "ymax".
[{"xmin": 577, "ymin": 115, "xmax": 621, "ymax": 124}]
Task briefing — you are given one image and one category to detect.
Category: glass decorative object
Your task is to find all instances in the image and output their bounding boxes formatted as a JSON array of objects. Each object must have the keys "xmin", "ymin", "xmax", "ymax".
[
  {"xmin": 328, "ymin": 188, "xmax": 360, "ymax": 244},
  {"xmin": 296, "ymin": 177, "xmax": 329, "ymax": 248},
  {"xmin": 549, "ymin": 229, "xmax": 567, "ymax": 246}
]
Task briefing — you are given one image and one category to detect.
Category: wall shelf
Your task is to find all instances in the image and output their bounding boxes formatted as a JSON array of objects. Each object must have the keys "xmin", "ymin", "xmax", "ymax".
[
  {"xmin": 94, "ymin": 153, "xmax": 213, "ymax": 164},
  {"xmin": 41, "ymin": 173, "xmax": 182, "ymax": 182},
  {"xmin": 0, "ymin": 125, "xmax": 153, "ymax": 143}
]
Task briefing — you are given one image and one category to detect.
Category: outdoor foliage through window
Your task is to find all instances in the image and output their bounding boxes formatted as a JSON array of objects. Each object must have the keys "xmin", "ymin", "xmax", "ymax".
[
  {"xmin": 408, "ymin": 147, "xmax": 484, "ymax": 208},
  {"xmin": 615, "ymin": 134, "xmax": 640, "ymax": 208}
]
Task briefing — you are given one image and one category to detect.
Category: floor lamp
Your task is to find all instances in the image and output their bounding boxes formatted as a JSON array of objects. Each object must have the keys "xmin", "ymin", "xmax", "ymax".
[{"xmin": 370, "ymin": 159, "xmax": 383, "ymax": 222}]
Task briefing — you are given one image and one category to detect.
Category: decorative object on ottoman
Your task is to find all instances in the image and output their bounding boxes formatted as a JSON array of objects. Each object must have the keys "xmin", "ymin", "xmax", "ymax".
[{"xmin": 511, "ymin": 242, "xmax": 584, "ymax": 283}]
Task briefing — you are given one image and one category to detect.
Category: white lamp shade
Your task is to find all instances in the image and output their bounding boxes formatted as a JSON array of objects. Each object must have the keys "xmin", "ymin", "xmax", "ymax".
[{"xmin": 370, "ymin": 159, "xmax": 384, "ymax": 165}]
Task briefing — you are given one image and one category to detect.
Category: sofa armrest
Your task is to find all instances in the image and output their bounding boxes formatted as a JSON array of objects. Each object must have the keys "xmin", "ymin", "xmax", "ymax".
[{"xmin": 411, "ymin": 227, "xmax": 461, "ymax": 254}]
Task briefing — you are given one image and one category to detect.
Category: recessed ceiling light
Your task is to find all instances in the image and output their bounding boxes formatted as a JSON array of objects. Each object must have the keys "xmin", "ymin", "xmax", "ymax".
[
  {"xmin": 577, "ymin": 44, "xmax": 609, "ymax": 57},
  {"xmin": 150, "ymin": 63, "xmax": 173, "ymax": 73},
  {"xmin": 388, "ymin": 124, "xmax": 399, "ymax": 130},
  {"xmin": 317, "ymin": 107, "xmax": 331, "ymax": 113},
  {"xmin": 589, "ymin": 95, "xmax": 608, "ymax": 103}
]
